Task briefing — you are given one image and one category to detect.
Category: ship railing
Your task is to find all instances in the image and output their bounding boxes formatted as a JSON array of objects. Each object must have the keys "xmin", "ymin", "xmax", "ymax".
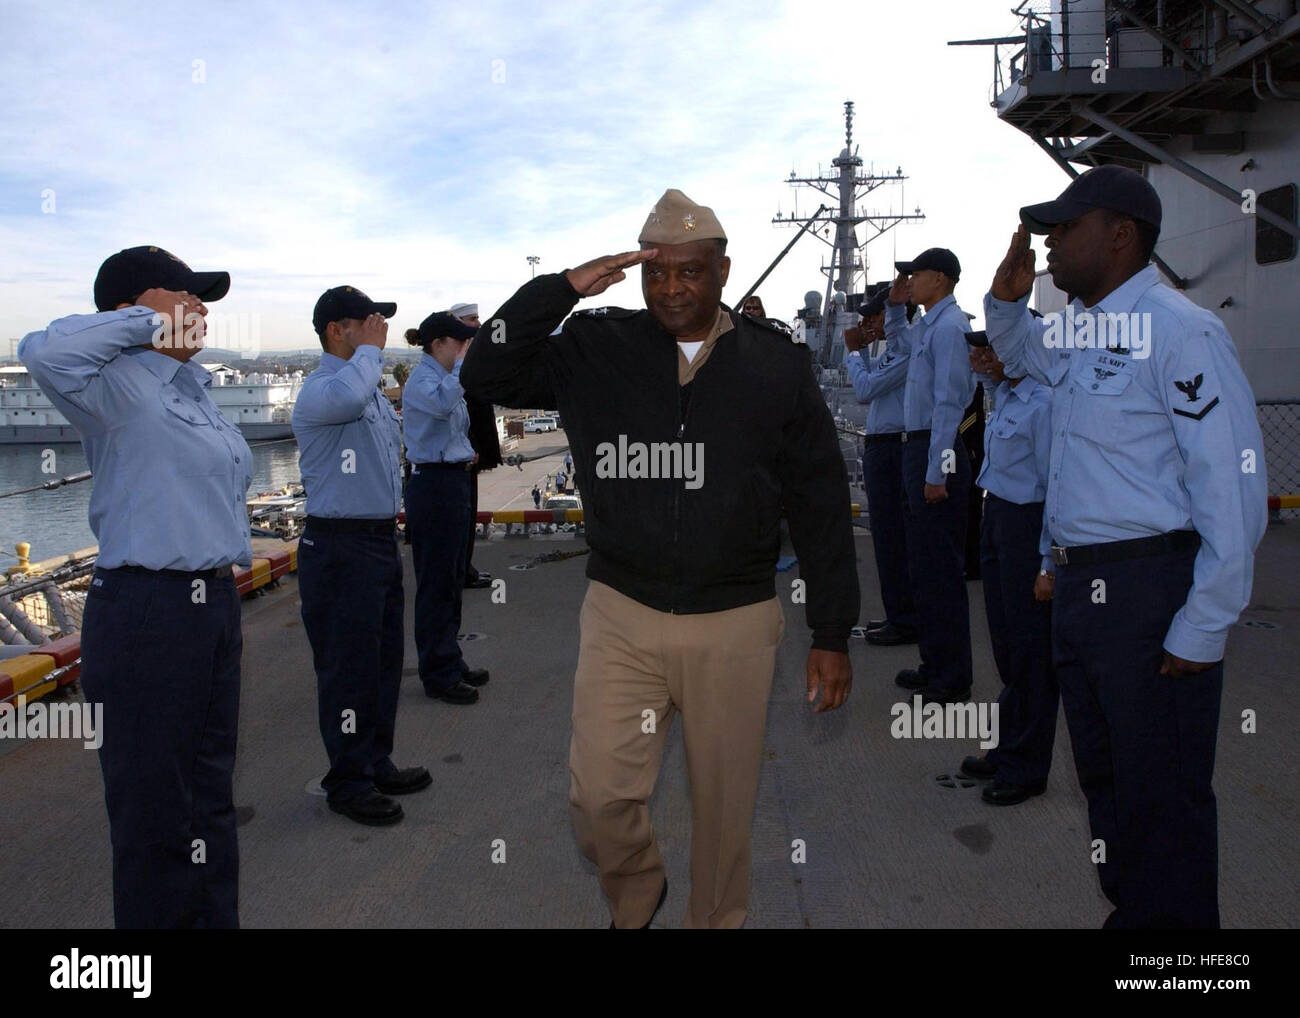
[
  {"xmin": 992, "ymin": 1, "xmax": 1223, "ymax": 106},
  {"xmin": 0, "ymin": 557, "xmax": 95, "ymax": 646}
]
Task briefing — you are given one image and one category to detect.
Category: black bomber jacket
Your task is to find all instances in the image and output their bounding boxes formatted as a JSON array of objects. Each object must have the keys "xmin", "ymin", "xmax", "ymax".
[{"xmin": 460, "ymin": 272, "xmax": 859, "ymax": 652}]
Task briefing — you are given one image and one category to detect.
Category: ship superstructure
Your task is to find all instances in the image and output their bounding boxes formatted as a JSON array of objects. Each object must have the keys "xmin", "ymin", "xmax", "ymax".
[
  {"xmin": 951, "ymin": 0, "xmax": 1300, "ymax": 401},
  {"xmin": 0, "ymin": 362, "xmax": 304, "ymax": 443}
]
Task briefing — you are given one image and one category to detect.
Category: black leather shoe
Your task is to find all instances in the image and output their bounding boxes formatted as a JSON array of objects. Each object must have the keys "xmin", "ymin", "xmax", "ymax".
[
  {"xmin": 960, "ymin": 755, "xmax": 998, "ymax": 780},
  {"xmin": 919, "ymin": 686, "xmax": 972, "ymax": 705},
  {"xmin": 464, "ymin": 574, "xmax": 492, "ymax": 589},
  {"xmin": 610, "ymin": 878, "xmax": 668, "ymax": 929},
  {"xmin": 982, "ymin": 780, "xmax": 1046, "ymax": 806},
  {"xmin": 328, "ymin": 790, "xmax": 404, "ymax": 826},
  {"xmin": 426, "ymin": 680, "xmax": 480, "ymax": 704},
  {"xmin": 865, "ymin": 619, "xmax": 888, "ymax": 632},
  {"xmin": 375, "ymin": 766, "xmax": 432, "ymax": 795},
  {"xmin": 894, "ymin": 668, "xmax": 926, "ymax": 690},
  {"xmin": 461, "ymin": 667, "xmax": 490, "ymax": 688},
  {"xmin": 866, "ymin": 623, "xmax": 918, "ymax": 646}
]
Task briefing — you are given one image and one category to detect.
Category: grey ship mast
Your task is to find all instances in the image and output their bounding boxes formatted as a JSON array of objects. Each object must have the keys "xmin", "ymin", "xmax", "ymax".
[{"xmin": 773, "ymin": 100, "xmax": 925, "ymax": 366}]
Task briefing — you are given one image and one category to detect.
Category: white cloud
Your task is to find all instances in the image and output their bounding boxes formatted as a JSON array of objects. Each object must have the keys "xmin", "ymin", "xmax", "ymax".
[{"xmin": 1, "ymin": 0, "xmax": 1069, "ymax": 348}]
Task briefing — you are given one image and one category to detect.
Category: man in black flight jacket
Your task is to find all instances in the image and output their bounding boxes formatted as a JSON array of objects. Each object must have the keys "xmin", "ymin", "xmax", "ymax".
[{"xmin": 461, "ymin": 189, "xmax": 858, "ymax": 929}]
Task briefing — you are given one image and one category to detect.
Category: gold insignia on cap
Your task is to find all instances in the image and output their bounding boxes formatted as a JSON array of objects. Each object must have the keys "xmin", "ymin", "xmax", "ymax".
[{"xmin": 638, "ymin": 189, "xmax": 726, "ymax": 246}]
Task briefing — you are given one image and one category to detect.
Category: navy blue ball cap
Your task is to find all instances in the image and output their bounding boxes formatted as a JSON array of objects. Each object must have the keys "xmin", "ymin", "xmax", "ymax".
[
  {"xmin": 94, "ymin": 246, "xmax": 230, "ymax": 312},
  {"xmin": 964, "ymin": 329, "xmax": 990, "ymax": 348},
  {"xmin": 312, "ymin": 285, "xmax": 397, "ymax": 335},
  {"xmin": 413, "ymin": 311, "xmax": 476, "ymax": 346},
  {"xmin": 859, "ymin": 292, "xmax": 888, "ymax": 318},
  {"xmin": 895, "ymin": 247, "xmax": 961, "ymax": 281},
  {"xmin": 1020, "ymin": 164, "xmax": 1162, "ymax": 235}
]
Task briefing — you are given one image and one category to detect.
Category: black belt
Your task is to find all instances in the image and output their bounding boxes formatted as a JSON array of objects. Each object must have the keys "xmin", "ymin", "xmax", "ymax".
[
  {"xmin": 305, "ymin": 516, "xmax": 396, "ymax": 534},
  {"xmin": 863, "ymin": 433, "xmax": 903, "ymax": 445},
  {"xmin": 106, "ymin": 564, "xmax": 234, "ymax": 580},
  {"xmin": 411, "ymin": 461, "xmax": 474, "ymax": 472},
  {"xmin": 1050, "ymin": 529, "xmax": 1200, "ymax": 567},
  {"xmin": 900, "ymin": 429, "xmax": 931, "ymax": 443}
]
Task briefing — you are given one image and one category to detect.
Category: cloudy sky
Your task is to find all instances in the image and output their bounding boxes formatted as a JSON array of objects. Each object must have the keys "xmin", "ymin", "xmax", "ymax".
[{"xmin": 1, "ymin": 0, "xmax": 1067, "ymax": 354}]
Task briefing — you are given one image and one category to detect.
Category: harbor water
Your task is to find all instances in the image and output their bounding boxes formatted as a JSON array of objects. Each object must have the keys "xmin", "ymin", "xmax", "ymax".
[{"xmin": 0, "ymin": 440, "xmax": 303, "ymax": 567}]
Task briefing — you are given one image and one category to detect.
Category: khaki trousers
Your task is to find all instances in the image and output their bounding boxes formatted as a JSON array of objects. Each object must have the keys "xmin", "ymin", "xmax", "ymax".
[{"xmin": 569, "ymin": 580, "xmax": 785, "ymax": 929}]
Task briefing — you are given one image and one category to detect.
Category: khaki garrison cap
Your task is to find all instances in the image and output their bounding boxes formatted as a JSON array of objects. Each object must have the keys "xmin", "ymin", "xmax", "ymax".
[{"xmin": 638, "ymin": 189, "xmax": 727, "ymax": 245}]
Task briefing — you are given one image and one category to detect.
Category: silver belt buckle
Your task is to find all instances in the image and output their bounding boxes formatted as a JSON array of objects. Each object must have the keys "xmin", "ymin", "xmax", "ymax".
[{"xmin": 1051, "ymin": 545, "xmax": 1068, "ymax": 566}]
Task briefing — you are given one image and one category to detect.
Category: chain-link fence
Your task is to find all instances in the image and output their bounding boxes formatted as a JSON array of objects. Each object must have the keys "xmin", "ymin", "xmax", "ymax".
[{"xmin": 1260, "ymin": 401, "xmax": 1299, "ymax": 519}]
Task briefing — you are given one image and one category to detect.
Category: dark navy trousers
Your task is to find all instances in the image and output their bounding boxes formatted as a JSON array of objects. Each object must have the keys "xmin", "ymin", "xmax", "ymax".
[
  {"xmin": 979, "ymin": 495, "xmax": 1057, "ymax": 787},
  {"xmin": 1054, "ymin": 545, "xmax": 1222, "ymax": 929},
  {"xmin": 464, "ymin": 468, "xmax": 482, "ymax": 581},
  {"xmin": 901, "ymin": 435, "xmax": 973, "ymax": 693},
  {"xmin": 80, "ymin": 567, "xmax": 241, "ymax": 929},
  {"xmin": 862, "ymin": 436, "xmax": 916, "ymax": 632},
  {"xmin": 406, "ymin": 465, "xmax": 471, "ymax": 692},
  {"xmin": 298, "ymin": 524, "xmax": 404, "ymax": 804}
]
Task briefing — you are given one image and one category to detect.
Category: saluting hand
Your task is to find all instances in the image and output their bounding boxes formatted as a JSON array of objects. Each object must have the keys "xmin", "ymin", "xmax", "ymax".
[
  {"xmin": 806, "ymin": 649, "xmax": 851, "ymax": 713},
  {"xmin": 355, "ymin": 312, "xmax": 388, "ymax": 350},
  {"xmin": 136, "ymin": 288, "xmax": 207, "ymax": 361},
  {"xmin": 843, "ymin": 324, "xmax": 865, "ymax": 353},
  {"xmin": 565, "ymin": 250, "xmax": 658, "ymax": 298},
  {"xmin": 992, "ymin": 225, "xmax": 1037, "ymax": 302},
  {"xmin": 887, "ymin": 272, "xmax": 910, "ymax": 307}
]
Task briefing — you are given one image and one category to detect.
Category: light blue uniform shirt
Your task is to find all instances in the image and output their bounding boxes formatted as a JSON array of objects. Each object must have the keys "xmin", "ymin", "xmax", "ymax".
[
  {"xmin": 977, "ymin": 376, "xmax": 1055, "ymax": 575},
  {"xmin": 18, "ymin": 306, "xmax": 252, "ymax": 570},
  {"xmin": 846, "ymin": 335, "xmax": 909, "ymax": 434},
  {"xmin": 292, "ymin": 345, "xmax": 402, "ymax": 519},
  {"xmin": 978, "ymin": 377, "xmax": 1052, "ymax": 505},
  {"xmin": 889, "ymin": 295, "xmax": 976, "ymax": 485},
  {"xmin": 984, "ymin": 263, "xmax": 1268, "ymax": 661},
  {"xmin": 401, "ymin": 353, "xmax": 475, "ymax": 464}
]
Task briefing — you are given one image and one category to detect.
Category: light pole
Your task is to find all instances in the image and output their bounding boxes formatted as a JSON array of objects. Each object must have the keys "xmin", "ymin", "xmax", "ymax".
[{"xmin": 527, "ymin": 255, "xmax": 540, "ymax": 278}]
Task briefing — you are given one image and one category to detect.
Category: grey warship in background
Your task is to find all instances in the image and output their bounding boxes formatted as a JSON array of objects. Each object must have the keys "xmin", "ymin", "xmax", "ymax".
[
  {"xmin": 950, "ymin": 0, "xmax": 1300, "ymax": 497},
  {"xmin": 763, "ymin": 101, "xmax": 924, "ymax": 374}
]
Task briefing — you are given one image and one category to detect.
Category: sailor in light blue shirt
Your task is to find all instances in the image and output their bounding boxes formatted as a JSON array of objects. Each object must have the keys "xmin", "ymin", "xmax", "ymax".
[
  {"xmin": 986, "ymin": 259, "xmax": 1266, "ymax": 664},
  {"xmin": 19, "ymin": 245, "xmax": 248, "ymax": 929},
  {"xmin": 885, "ymin": 248, "xmax": 977, "ymax": 701},
  {"xmin": 19, "ymin": 310, "xmax": 252, "ymax": 570},
  {"xmin": 845, "ymin": 307, "xmax": 910, "ymax": 435},
  {"xmin": 962, "ymin": 338, "xmax": 1059, "ymax": 804},
  {"xmin": 294, "ymin": 286, "xmax": 428, "ymax": 826},
  {"xmin": 986, "ymin": 165, "xmax": 1267, "ymax": 928},
  {"xmin": 400, "ymin": 311, "xmax": 487, "ymax": 706},
  {"xmin": 293, "ymin": 340, "xmax": 402, "ymax": 520},
  {"xmin": 844, "ymin": 290, "xmax": 917, "ymax": 643},
  {"xmin": 888, "ymin": 290, "xmax": 975, "ymax": 485},
  {"xmin": 401, "ymin": 351, "xmax": 476, "ymax": 464}
]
